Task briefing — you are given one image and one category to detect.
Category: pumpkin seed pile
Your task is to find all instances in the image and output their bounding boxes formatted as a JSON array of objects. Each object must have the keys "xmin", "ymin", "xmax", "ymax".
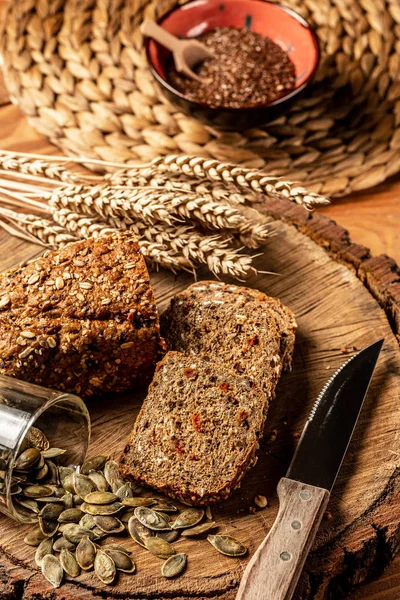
[{"xmin": 14, "ymin": 427, "xmax": 247, "ymax": 589}]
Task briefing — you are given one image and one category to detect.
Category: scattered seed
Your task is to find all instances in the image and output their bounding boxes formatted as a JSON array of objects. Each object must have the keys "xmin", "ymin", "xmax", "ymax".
[
  {"xmin": 76, "ymin": 536, "xmax": 97, "ymax": 570},
  {"xmin": 41, "ymin": 448, "xmax": 66, "ymax": 459},
  {"xmin": 88, "ymin": 471, "xmax": 108, "ymax": 492},
  {"xmin": 94, "ymin": 550, "xmax": 116, "ymax": 584},
  {"xmin": 14, "ymin": 448, "xmax": 41, "ymax": 470},
  {"xmin": 254, "ymin": 495, "xmax": 268, "ymax": 509},
  {"xmin": 39, "ymin": 517, "xmax": 59, "ymax": 537},
  {"xmin": 35, "ymin": 537, "xmax": 53, "ymax": 567},
  {"xmin": 94, "ymin": 515, "xmax": 125, "ymax": 534},
  {"xmin": 207, "ymin": 534, "xmax": 248, "ymax": 557},
  {"xmin": 73, "ymin": 473, "xmax": 96, "ymax": 499},
  {"xmin": 81, "ymin": 455, "xmax": 108, "ymax": 475},
  {"xmin": 157, "ymin": 529, "xmax": 180, "ymax": 543},
  {"xmin": 181, "ymin": 521, "xmax": 217, "ymax": 537},
  {"xmin": 172, "ymin": 508, "xmax": 204, "ymax": 530},
  {"xmin": 104, "ymin": 460, "xmax": 124, "ymax": 493},
  {"xmin": 26, "ymin": 427, "xmax": 50, "ymax": 451},
  {"xmin": 58, "ymin": 508, "xmax": 84, "ymax": 523},
  {"xmin": 144, "ymin": 536, "xmax": 176, "ymax": 559},
  {"xmin": 58, "ymin": 467, "xmax": 74, "ymax": 489},
  {"xmin": 41, "ymin": 554, "xmax": 63, "ymax": 588},
  {"xmin": 53, "ymin": 536, "xmax": 76, "ymax": 552},
  {"xmin": 62, "ymin": 524, "xmax": 96, "ymax": 545},
  {"xmin": 24, "ymin": 527, "xmax": 47, "ymax": 546},
  {"xmin": 128, "ymin": 516, "xmax": 153, "ymax": 548},
  {"xmin": 60, "ymin": 548, "xmax": 81, "ymax": 577},
  {"xmin": 61, "ymin": 493, "xmax": 74, "ymax": 509},
  {"xmin": 162, "ymin": 553, "xmax": 187, "ymax": 578},
  {"xmin": 122, "ymin": 497, "xmax": 155, "ymax": 508},
  {"xmin": 103, "ymin": 548, "xmax": 136, "ymax": 573},
  {"xmin": 23, "ymin": 485, "xmax": 54, "ymax": 498},
  {"xmin": 81, "ymin": 501, "xmax": 123, "ymax": 516},
  {"xmin": 79, "ymin": 514, "xmax": 96, "ymax": 530},
  {"xmin": 115, "ymin": 484, "xmax": 133, "ymax": 500},
  {"xmin": 84, "ymin": 491, "xmax": 117, "ymax": 505},
  {"xmin": 104, "ymin": 543, "xmax": 132, "ymax": 555},
  {"xmin": 35, "ymin": 463, "xmax": 49, "ymax": 481},
  {"xmin": 134, "ymin": 507, "xmax": 171, "ymax": 531},
  {"xmin": 152, "ymin": 501, "xmax": 178, "ymax": 513}
]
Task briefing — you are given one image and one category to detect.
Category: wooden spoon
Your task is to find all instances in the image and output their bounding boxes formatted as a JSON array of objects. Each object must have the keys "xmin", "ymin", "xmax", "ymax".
[{"xmin": 141, "ymin": 19, "xmax": 214, "ymax": 82}]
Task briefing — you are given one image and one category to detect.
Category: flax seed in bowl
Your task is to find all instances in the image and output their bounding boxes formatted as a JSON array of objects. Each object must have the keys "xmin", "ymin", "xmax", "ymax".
[{"xmin": 145, "ymin": 0, "xmax": 320, "ymax": 130}]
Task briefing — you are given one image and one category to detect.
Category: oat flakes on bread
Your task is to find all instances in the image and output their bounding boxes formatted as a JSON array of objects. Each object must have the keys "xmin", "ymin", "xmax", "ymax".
[
  {"xmin": 118, "ymin": 351, "xmax": 267, "ymax": 505},
  {"xmin": 160, "ymin": 281, "xmax": 296, "ymax": 399},
  {"xmin": 0, "ymin": 232, "xmax": 166, "ymax": 397}
]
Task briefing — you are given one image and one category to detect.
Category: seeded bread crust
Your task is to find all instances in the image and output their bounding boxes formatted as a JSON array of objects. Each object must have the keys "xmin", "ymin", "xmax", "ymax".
[
  {"xmin": 118, "ymin": 352, "xmax": 267, "ymax": 505},
  {"xmin": 0, "ymin": 232, "xmax": 166, "ymax": 398},
  {"xmin": 162, "ymin": 281, "xmax": 297, "ymax": 372}
]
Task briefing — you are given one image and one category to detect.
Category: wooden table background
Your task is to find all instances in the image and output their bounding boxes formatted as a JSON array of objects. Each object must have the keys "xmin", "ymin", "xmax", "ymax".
[{"xmin": 0, "ymin": 24, "xmax": 399, "ymax": 599}]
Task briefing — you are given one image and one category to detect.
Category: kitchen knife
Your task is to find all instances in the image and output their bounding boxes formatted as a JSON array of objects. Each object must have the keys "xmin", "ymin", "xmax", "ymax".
[{"xmin": 236, "ymin": 338, "xmax": 384, "ymax": 600}]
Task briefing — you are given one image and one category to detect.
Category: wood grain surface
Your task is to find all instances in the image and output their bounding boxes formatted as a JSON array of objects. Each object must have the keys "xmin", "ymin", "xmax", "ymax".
[{"xmin": 0, "ymin": 31, "xmax": 400, "ymax": 600}]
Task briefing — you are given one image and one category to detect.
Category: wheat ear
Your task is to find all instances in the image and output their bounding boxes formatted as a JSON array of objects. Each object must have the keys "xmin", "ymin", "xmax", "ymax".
[{"xmin": 152, "ymin": 155, "xmax": 330, "ymax": 208}]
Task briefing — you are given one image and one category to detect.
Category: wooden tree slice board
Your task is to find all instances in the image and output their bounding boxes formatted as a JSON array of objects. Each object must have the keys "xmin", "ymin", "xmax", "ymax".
[{"xmin": 0, "ymin": 199, "xmax": 399, "ymax": 600}]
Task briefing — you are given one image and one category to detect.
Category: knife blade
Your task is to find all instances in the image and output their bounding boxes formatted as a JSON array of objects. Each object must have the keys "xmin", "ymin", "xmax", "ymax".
[{"xmin": 236, "ymin": 339, "xmax": 383, "ymax": 600}]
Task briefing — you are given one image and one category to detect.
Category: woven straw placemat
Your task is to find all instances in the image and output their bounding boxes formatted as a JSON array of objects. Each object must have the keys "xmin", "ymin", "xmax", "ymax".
[{"xmin": 1, "ymin": 0, "xmax": 399, "ymax": 197}]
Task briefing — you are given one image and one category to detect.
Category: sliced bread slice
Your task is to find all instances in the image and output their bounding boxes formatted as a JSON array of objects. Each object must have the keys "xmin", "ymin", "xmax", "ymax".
[
  {"xmin": 118, "ymin": 351, "xmax": 268, "ymax": 505},
  {"xmin": 160, "ymin": 282, "xmax": 295, "ymax": 399},
  {"xmin": 162, "ymin": 281, "xmax": 296, "ymax": 372}
]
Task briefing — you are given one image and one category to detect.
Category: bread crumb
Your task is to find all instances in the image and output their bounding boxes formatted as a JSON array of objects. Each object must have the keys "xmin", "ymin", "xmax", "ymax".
[{"xmin": 254, "ymin": 495, "xmax": 268, "ymax": 509}]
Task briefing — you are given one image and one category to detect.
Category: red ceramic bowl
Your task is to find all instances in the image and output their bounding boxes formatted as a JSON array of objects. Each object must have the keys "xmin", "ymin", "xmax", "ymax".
[{"xmin": 145, "ymin": 0, "xmax": 320, "ymax": 130}]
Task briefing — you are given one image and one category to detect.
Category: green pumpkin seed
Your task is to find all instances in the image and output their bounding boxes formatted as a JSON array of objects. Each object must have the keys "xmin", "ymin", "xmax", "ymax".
[
  {"xmin": 79, "ymin": 514, "xmax": 96, "ymax": 530},
  {"xmin": 172, "ymin": 508, "xmax": 204, "ymax": 530},
  {"xmin": 42, "ymin": 554, "xmax": 63, "ymax": 588},
  {"xmin": 93, "ymin": 515, "xmax": 125, "ymax": 534},
  {"xmin": 84, "ymin": 491, "xmax": 117, "ymax": 505},
  {"xmin": 58, "ymin": 508, "xmax": 84, "ymax": 523},
  {"xmin": 73, "ymin": 473, "xmax": 96, "ymax": 499},
  {"xmin": 127, "ymin": 516, "xmax": 153, "ymax": 548},
  {"xmin": 14, "ymin": 447, "xmax": 41, "ymax": 470},
  {"xmin": 62, "ymin": 524, "xmax": 96, "ymax": 544},
  {"xmin": 103, "ymin": 543, "xmax": 131, "ymax": 555},
  {"xmin": 161, "ymin": 553, "xmax": 187, "ymax": 578},
  {"xmin": 60, "ymin": 548, "xmax": 80, "ymax": 577},
  {"xmin": 134, "ymin": 507, "xmax": 171, "ymax": 531},
  {"xmin": 61, "ymin": 493, "xmax": 74, "ymax": 509},
  {"xmin": 15, "ymin": 497, "xmax": 39, "ymax": 513},
  {"xmin": 39, "ymin": 503, "xmax": 64, "ymax": 521},
  {"xmin": 34, "ymin": 463, "xmax": 49, "ymax": 481},
  {"xmin": 104, "ymin": 460, "xmax": 124, "ymax": 493},
  {"xmin": 156, "ymin": 529, "xmax": 180, "ymax": 543},
  {"xmin": 103, "ymin": 549, "xmax": 135, "ymax": 573},
  {"xmin": 81, "ymin": 455, "xmax": 108, "ymax": 475},
  {"xmin": 23, "ymin": 485, "xmax": 53, "ymax": 498},
  {"xmin": 122, "ymin": 497, "xmax": 155, "ymax": 508},
  {"xmin": 114, "ymin": 484, "xmax": 133, "ymax": 500},
  {"xmin": 152, "ymin": 501, "xmax": 178, "ymax": 513},
  {"xmin": 207, "ymin": 534, "xmax": 247, "ymax": 557},
  {"xmin": 181, "ymin": 521, "xmax": 217, "ymax": 537},
  {"xmin": 24, "ymin": 527, "xmax": 47, "ymax": 546},
  {"xmin": 144, "ymin": 536, "xmax": 176, "ymax": 559},
  {"xmin": 52, "ymin": 536, "xmax": 76, "ymax": 552},
  {"xmin": 88, "ymin": 471, "xmax": 108, "ymax": 492},
  {"xmin": 27, "ymin": 427, "xmax": 50, "ymax": 451},
  {"xmin": 39, "ymin": 517, "xmax": 59, "ymax": 537},
  {"xmin": 41, "ymin": 448, "xmax": 66, "ymax": 459},
  {"xmin": 59, "ymin": 467, "xmax": 74, "ymax": 490},
  {"xmin": 94, "ymin": 550, "xmax": 116, "ymax": 584},
  {"xmin": 76, "ymin": 536, "xmax": 97, "ymax": 570},
  {"xmin": 36, "ymin": 496, "xmax": 64, "ymax": 504},
  {"xmin": 35, "ymin": 537, "xmax": 53, "ymax": 567},
  {"xmin": 81, "ymin": 501, "xmax": 123, "ymax": 516},
  {"xmin": 121, "ymin": 508, "xmax": 136, "ymax": 523}
]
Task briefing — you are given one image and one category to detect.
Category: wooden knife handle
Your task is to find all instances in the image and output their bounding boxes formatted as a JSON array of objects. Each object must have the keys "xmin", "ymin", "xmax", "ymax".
[{"xmin": 236, "ymin": 478, "xmax": 330, "ymax": 600}]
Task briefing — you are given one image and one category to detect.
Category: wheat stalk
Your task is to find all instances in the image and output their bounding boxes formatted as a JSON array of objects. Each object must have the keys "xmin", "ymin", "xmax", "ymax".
[
  {"xmin": 0, "ymin": 206, "xmax": 78, "ymax": 247},
  {"xmin": 151, "ymin": 155, "xmax": 330, "ymax": 208},
  {"xmin": 0, "ymin": 152, "xmax": 79, "ymax": 184}
]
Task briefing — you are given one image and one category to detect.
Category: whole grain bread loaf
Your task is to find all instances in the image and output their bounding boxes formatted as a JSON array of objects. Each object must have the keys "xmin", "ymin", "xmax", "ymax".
[
  {"xmin": 118, "ymin": 351, "xmax": 267, "ymax": 505},
  {"xmin": 0, "ymin": 232, "xmax": 166, "ymax": 397},
  {"xmin": 160, "ymin": 281, "xmax": 296, "ymax": 399}
]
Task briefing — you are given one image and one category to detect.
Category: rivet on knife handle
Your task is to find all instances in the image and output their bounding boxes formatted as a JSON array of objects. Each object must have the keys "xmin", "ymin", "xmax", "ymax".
[{"xmin": 235, "ymin": 478, "xmax": 330, "ymax": 600}]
